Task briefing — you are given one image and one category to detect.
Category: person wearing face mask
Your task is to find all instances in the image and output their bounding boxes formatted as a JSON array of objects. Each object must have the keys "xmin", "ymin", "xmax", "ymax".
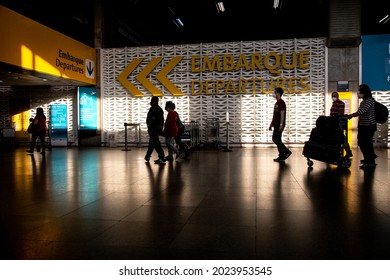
[
  {"xmin": 347, "ymin": 84, "xmax": 377, "ymax": 168},
  {"xmin": 269, "ymin": 87, "xmax": 292, "ymax": 161},
  {"xmin": 330, "ymin": 91, "xmax": 345, "ymax": 117},
  {"xmin": 330, "ymin": 91, "xmax": 353, "ymax": 158}
]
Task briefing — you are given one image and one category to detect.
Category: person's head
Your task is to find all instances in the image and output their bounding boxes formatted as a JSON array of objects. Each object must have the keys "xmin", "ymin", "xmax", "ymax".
[
  {"xmin": 165, "ymin": 101, "xmax": 175, "ymax": 110},
  {"xmin": 358, "ymin": 84, "xmax": 372, "ymax": 99},
  {"xmin": 331, "ymin": 91, "xmax": 339, "ymax": 101},
  {"xmin": 150, "ymin": 96, "xmax": 159, "ymax": 106},
  {"xmin": 36, "ymin": 107, "xmax": 44, "ymax": 116},
  {"xmin": 274, "ymin": 87, "xmax": 284, "ymax": 99}
]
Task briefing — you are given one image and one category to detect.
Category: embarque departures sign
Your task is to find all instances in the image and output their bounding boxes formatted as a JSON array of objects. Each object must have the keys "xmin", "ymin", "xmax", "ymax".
[
  {"xmin": 0, "ymin": 5, "xmax": 96, "ymax": 86},
  {"xmin": 117, "ymin": 51, "xmax": 311, "ymax": 97}
]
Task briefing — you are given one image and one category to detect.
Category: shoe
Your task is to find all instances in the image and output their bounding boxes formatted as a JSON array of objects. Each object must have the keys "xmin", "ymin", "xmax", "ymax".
[
  {"xmin": 360, "ymin": 163, "xmax": 376, "ymax": 169},
  {"xmin": 284, "ymin": 150, "xmax": 292, "ymax": 159},
  {"xmin": 273, "ymin": 156, "xmax": 285, "ymax": 162},
  {"xmin": 165, "ymin": 156, "xmax": 174, "ymax": 161},
  {"xmin": 144, "ymin": 156, "xmax": 150, "ymax": 162},
  {"xmin": 175, "ymin": 151, "xmax": 182, "ymax": 160},
  {"xmin": 154, "ymin": 159, "xmax": 166, "ymax": 164},
  {"xmin": 26, "ymin": 150, "xmax": 34, "ymax": 153}
]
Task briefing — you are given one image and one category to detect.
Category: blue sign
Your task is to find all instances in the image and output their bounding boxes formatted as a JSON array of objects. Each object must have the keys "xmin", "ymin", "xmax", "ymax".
[
  {"xmin": 362, "ymin": 34, "xmax": 390, "ymax": 91},
  {"xmin": 78, "ymin": 87, "xmax": 97, "ymax": 130},
  {"xmin": 50, "ymin": 104, "xmax": 68, "ymax": 146}
]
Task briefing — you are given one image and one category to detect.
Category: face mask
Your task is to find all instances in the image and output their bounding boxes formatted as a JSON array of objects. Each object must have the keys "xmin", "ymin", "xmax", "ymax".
[{"xmin": 332, "ymin": 97, "xmax": 337, "ymax": 102}]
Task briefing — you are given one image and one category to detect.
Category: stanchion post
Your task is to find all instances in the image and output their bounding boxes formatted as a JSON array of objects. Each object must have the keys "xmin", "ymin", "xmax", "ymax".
[
  {"xmin": 223, "ymin": 112, "xmax": 232, "ymax": 152},
  {"xmin": 122, "ymin": 122, "xmax": 131, "ymax": 151}
]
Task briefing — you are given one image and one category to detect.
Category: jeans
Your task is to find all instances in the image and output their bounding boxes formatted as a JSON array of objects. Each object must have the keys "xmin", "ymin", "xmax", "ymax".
[
  {"xmin": 165, "ymin": 136, "xmax": 179, "ymax": 156},
  {"xmin": 357, "ymin": 124, "xmax": 376, "ymax": 163},
  {"xmin": 146, "ymin": 126, "xmax": 165, "ymax": 160},
  {"xmin": 272, "ymin": 127, "xmax": 289, "ymax": 156},
  {"xmin": 30, "ymin": 131, "xmax": 46, "ymax": 152}
]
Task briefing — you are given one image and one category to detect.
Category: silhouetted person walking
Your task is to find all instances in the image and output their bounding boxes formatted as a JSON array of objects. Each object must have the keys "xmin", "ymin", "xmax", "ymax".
[
  {"xmin": 27, "ymin": 107, "xmax": 47, "ymax": 155},
  {"xmin": 145, "ymin": 96, "xmax": 166, "ymax": 164}
]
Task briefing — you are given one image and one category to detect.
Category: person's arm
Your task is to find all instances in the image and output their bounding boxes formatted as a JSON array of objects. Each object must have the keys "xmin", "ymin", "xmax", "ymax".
[
  {"xmin": 347, "ymin": 111, "xmax": 359, "ymax": 119},
  {"xmin": 279, "ymin": 110, "xmax": 285, "ymax": 132}
]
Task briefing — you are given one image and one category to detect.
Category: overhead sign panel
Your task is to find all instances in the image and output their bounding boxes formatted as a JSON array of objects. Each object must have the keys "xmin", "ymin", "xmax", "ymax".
[
  {"xmin": 361, "ymin": 34, "xmax": 390, "ymax": 91},
  {"xmin": 0, "ymin": 5, "xmax": 96, "ymax": 85}
]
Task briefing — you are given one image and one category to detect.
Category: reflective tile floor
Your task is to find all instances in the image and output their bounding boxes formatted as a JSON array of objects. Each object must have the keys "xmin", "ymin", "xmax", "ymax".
[{"xmin": 1, "ymin": 145, "xmax": 390, "ymax": 260}]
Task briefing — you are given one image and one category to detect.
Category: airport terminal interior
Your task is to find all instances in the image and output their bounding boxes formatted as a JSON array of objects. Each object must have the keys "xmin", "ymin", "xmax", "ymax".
[{"xmin": 1, "ymin": 144, "xmax": 390, "ymax": 260}]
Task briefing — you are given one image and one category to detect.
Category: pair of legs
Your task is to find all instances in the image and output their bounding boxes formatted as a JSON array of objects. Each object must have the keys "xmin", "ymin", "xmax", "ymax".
[
  {"xmin": 175, "ymin": 135, "xmax": 190, "ymax": 157},
  {"xmin": 165, "ymin": 136, "xmax": 180, "ymax": 160},
  {"xmin": 272, "ymin": 128, "xmax": 291, "ymax": 159},
  {"xmin": 145, "ymin": 127, "xmax": 165, "ymax": 161},
  {"xmin": 357, "ymin": 125, "xmax": 376, "ymax": 164},
  {"xmin": 29, "ymin": 131, "xmax": 46, "ymax": 153}
]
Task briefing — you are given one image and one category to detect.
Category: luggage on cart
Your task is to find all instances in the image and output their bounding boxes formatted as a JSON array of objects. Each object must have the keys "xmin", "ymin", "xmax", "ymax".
[
  {"xmin": 204, "ymin": 118, "xmax": 220, "ymax": 150},
  {"xmin": 181, "ymin": 121, "xmax": 200, "ymax": 151},
  {"xmin": 302, "ymin": 115, "xmax": 351, "ymax": 168}
]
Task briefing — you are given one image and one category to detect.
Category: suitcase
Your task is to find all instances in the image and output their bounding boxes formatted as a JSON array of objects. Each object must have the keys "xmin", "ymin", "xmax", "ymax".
[{"xmin": 302, "ymin": 116, "xmax": 351, "ymax": 168}]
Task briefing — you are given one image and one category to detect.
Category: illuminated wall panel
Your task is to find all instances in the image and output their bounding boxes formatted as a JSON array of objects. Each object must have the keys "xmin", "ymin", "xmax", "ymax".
[{"xmin": 101, "ymin": 38, "xmax": 328, "ymax": 145}]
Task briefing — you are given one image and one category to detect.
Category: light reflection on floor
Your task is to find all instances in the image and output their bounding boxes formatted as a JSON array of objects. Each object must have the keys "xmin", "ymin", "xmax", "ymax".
[{"xmin": 1, "ymin": 146, "xmax": 390, "ymax": 260}]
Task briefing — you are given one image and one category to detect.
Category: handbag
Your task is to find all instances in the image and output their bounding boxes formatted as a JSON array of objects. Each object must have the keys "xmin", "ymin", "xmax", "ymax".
[{"xmin": 27, "ymin": 123, "xmax": 35, "ymax": 133}]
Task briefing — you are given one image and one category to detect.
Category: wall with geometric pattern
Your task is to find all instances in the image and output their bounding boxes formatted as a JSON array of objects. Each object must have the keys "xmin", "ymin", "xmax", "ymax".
[
  {"xmin": 101, "ymin": 38, "xmax": 328, "ymax": 146},
  {"xmin": 1, "ymin": 37, "xmax": 389, "ymax": 147}
]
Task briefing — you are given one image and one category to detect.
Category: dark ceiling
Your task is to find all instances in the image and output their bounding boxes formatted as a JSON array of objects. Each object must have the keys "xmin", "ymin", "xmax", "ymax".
[{"xmin": 0, "ymin": 0, "xmax": 389, "ymax": 87}]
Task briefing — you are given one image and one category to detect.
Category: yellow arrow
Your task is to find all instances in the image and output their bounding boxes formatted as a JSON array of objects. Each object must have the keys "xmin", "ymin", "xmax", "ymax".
[
  {"xmin": 136, "ymin": 57, "xmax": 164, "ymax": 96},
  {"xmin": 116, "ymin": 58, "xmax": 144, "ymax": 97},
  {"xmin": 156, "ymin": 56, "xmax": 184, "ymax": 96}
]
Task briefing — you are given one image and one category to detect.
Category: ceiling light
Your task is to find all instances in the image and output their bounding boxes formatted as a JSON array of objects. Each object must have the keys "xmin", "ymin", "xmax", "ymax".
[
  {"xmin": 379, "ymin": 15, "xmax": 390, "ymax": 24},
  {"xmin": 273, "ymin": 0, "xmax": 282, "ymax": 9},
  {"xmin": 173, "ymin": 18, "xmax": 184, "ymax": 27},
  {"xmin": 216, "ymin": 2, "xmax": 225, "ymax": 14}
]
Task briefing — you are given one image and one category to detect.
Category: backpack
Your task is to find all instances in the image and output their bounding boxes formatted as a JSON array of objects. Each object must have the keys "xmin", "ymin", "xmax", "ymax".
[
  {"xmin": 176, "ymin": 112, "xmax": 185, "ymax": 135},
  {"xmin": 375, "ymin": 100, "xmax": 389, "ymax": 124}
]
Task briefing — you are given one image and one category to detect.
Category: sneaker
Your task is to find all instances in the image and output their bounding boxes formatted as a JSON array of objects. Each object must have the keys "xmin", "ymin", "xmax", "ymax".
[
  {"xmin": 284, "ymin": 150, "xmax": 292, "ymax": 159},
  {"xmin": 154, "ymin": 159, "xmax": 166, "ymax": 164},
  {"xmin": 273, "ymin": 156, "xmax": 285, "ymax": 162},
  {"xmin": 360, "ymin": 163, "xmax": 376, "ymax": 169},
  {"xmin": 144, "ymin": 156, "xmax": 150, "ymax": 162},
  {"xmin": 165, "ymin": 156, "xmax": 174, "ymax": 161}
]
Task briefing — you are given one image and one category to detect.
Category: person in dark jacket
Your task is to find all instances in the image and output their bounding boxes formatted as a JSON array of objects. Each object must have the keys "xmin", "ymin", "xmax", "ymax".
[
  {"xmin": 347, "ymin": 84, "xmax": 377, "ymax": 168},
  {"xmin": 145, "ymin": 96, "xmax": 166, "ymax": 164},
  {"xmin": 26, "ymin": 107, "xmax": 47, "ymax": 155}
]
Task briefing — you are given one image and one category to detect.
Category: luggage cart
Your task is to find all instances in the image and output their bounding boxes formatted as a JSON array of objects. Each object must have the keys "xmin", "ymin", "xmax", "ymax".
[
  {"xmin": 181, "ymin": 121, "xmax": 200, "ymax": 151},
  {"xmin": 204, "ymin": 118, "xmax": 220, "ymax": 150},
  {"xmin": 302, "ymin": 116, "xmax": 351, "ymax": 168}
]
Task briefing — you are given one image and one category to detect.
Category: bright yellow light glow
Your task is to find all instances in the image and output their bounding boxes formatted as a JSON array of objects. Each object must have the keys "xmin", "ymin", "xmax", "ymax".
[
  {"xmin": 21, "ymin": 45, "xmax": 33, "ymax": 70},
  {"xmin": 35, "ymin": 55, "xmax": 61, "ymax": 77},
  {"xmin": 11, "ymin": 110, "xmax": 30, "ymax": 132}
]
